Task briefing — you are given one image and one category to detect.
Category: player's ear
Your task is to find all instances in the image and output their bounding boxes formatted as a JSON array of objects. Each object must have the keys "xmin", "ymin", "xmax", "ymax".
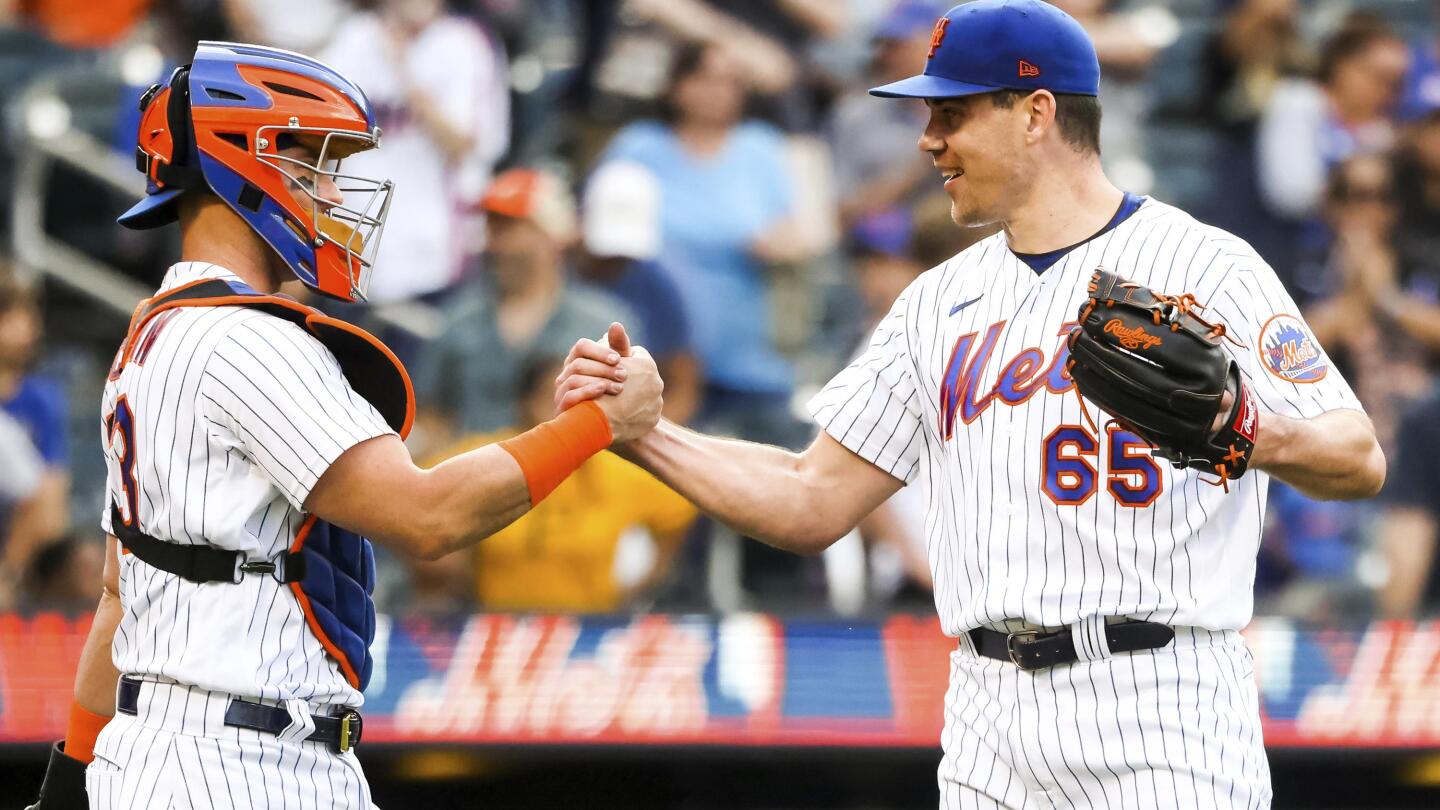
[{"xmin": 1023, "ymin": 90, "xmax": 1057, "ymax": 147}]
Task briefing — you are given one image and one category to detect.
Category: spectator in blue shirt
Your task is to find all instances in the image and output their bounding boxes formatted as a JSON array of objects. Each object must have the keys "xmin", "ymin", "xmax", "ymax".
[
  {"xmin": 0, "ymin": 273, "xmax": 70, "ymax": 602},
  {"xmin": 599, "ymin": 41, "xmax": 809, "ymax": 449},
  {"xmin": 578, "ymin": 160, "xmax": 702, "ymax": 424}
]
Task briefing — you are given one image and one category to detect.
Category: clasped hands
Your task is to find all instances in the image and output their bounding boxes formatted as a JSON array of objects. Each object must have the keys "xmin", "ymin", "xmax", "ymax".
[{"xmin": 555, "ymin": 322, "xmax": 665, "ymax": 444}]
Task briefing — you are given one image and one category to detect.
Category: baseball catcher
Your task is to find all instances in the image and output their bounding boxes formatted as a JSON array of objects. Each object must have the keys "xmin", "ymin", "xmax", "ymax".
[{"xmin": 1066, "ymin": 268, "xmax": 1260, "ymax": 487}]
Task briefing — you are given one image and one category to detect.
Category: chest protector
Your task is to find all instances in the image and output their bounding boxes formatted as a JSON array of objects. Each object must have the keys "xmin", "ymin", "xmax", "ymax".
[{"xmin": 111, "ymin": 277, "xmax": 414, "ymax": 691}]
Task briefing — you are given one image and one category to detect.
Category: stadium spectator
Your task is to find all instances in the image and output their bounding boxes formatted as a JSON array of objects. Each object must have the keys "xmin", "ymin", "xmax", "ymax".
[
  {"xmin": 600, "ymin": 41, "xmax": 807, "ymax": 446},
  {"xmin": 412, "ymin": 168, "xmax": 637, "ymax": 450},
  {"xmin": 1393, "ymin": 104, "xmax": 1440, "ymax": 296},
  {"xmin": 827, "ymin": 0, "xmax": 938, "ymax": 227},
  {"xmin": 613, "ymin": 0, "xmax": 851, "ymax": 130},
  {"xmin": 1194, "ymin": 0, "xmax": 1310, "ymax": 275},
  {"xmin": 420, "ymin": 356, "xmax": 696, "ymax": 613},
  {"xmin": 1377, "ymin": 389, "xmax": 1440, "ymax": 618},
  {"xmin": 1257, "ymin": 16, "xmax": 1409, "ymax": 222},
  {"xmin": 1203, "ymin": 0, "xmax": 1308, "ymax": 130},
  {"xmin": 600, "ymin": 41, "xmax": 816, "ymax": 601},
  {"xmin": 1301, "ymin": 156, "xmax": 1431, "ymax": 452},
  {"xmin": 1398, "ymin": 3, "xmax": 1440, "ymax": 123},
  {"xmin": 0, "ymin": 275, "xmax": 69, "ymax": 551},
  {"xmin": 577, "ymin": 160, "xmax": 701, "ymax": 424},
  {"xmin": 0, "ymin": 410, "xmax": 43, "ymax": 610},
  {"xmin": 1256, "ymin": 481, "xmax": 1372, "ymax": 620},
  {"xmin": 1051, "ymin": 0, "xmax": 1177, "ymax": 182},
  {"xmin": 320, "ymin": 0, "xmax": 509, "ymax": 303}
]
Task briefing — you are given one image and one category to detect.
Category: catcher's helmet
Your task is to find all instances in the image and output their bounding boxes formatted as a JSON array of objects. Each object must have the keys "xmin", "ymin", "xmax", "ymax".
[{"xmin": 119, "ymin": 41, "xmax": 394, "ymax": 302}]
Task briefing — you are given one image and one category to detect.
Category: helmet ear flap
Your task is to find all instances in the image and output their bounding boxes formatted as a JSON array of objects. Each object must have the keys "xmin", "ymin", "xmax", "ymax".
[{"xmin": 141, "ymin": 64, "xmax": 207, "ymax": 191}]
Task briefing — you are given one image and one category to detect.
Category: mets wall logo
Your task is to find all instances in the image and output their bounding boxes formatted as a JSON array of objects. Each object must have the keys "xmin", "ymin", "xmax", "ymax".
[{"xmin": 1258, "ymin": 314, "xmax": 1327, "ymax": 384}]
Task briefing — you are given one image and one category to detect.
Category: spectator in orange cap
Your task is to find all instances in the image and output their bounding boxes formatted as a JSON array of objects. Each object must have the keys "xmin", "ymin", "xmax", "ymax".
[{"xmin": 411, "ymin": 168, "xmax": 637, "ymax": 451}]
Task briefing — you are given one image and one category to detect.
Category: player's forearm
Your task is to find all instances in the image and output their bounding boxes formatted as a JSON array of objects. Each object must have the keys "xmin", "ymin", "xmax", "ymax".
[
  {"xmin": 309, "ymin": 435, "xmax": 533, "ymax": 562},
  {"xmin": 1250, "ymin": 408, "xmax": 1385, "ymax": 500},
  {"xmin": 401, "ymin": 445, "xmax": 532, "ymax": 559},
  {"xmin": 74, "ymin": 587, "xmax": 124, "ymax": 716},
  {"xmin": 624, "ymin": 421, "xmax": 851, "ymax": 555}
]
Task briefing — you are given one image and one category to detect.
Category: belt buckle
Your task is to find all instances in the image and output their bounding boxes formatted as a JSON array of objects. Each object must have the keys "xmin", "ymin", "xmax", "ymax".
[
  {"xmin": 335, "ymin": 710, "xmax": 362, "ymax": 754},
  {"xmin": 1006, "ymin": 630, "xmax": 1040, "ymax": 669}
]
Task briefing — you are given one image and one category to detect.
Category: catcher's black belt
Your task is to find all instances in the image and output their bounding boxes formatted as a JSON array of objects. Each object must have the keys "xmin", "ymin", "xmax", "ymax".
[
  {"xmin": 968, "ymin": 620, "xmax": 1175, "ymax": 671},
  {"xmin": 117, "ymin": 676, "xmax": 363, "ymax": 754}
]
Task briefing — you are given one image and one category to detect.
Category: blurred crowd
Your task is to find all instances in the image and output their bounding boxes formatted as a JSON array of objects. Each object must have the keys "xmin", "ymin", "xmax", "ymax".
[{"xmin": 0, "ymin": 0, "xmax": 1438, "ymax": 621}]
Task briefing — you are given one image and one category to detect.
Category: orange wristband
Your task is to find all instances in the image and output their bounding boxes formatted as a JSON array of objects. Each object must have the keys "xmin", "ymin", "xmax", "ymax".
[
  {"xmin": 499, "ymin": 400, "xmax": 613, "ymax": 505},
  {"xmin": 64, "ymin": 701, "xmax": 110, "ymax": 764}
]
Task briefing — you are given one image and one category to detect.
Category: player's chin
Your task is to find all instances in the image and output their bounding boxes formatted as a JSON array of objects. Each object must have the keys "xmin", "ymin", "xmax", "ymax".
[{"xmin": 948, "ymin": 200, "xmax": 996, "ymax": 229}]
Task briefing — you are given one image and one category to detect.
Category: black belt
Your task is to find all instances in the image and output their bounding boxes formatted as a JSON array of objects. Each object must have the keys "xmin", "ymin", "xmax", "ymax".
[
  {"xmin": 116, "ymin": 676, "xmax": 362, "ymax": 753},
  {"xmin": 968, "ymin": 620, "xmax": 1175, "ymax": 671}
]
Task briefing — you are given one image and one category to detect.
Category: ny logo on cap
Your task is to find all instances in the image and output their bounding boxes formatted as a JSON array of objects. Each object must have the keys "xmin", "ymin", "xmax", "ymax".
[
  {"xmin": 928, "ymin": 17, "xmax": 950, "ymax": 59},
  {"xmin": 1018, "ymin": 60, "xmax": 1040, "ymax": 78}
]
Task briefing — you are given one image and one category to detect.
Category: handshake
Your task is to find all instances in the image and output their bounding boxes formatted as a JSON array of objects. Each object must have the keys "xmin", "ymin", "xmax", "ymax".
[{"xmin": 554, "ymin": 322, "xmax": 666, "ymax": 444}]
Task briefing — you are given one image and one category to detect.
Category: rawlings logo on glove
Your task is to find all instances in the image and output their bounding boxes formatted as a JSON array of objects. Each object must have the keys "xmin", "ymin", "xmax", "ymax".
[{"xmin": 1102, "ymin": 319, "xmax": 1163, "ymax": 350}]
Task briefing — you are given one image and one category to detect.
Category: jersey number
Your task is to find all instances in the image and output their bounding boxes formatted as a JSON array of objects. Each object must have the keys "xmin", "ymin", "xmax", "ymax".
[
  {"xmin": 1042, "ymin": 424, "xmax": 1162, "ymax": 507},
  {"xmin": 106, "ymin": 396, "xmax": 140, "ymax": 525}
]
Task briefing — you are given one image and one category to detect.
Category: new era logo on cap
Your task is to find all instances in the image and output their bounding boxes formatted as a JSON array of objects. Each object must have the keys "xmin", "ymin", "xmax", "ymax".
[{"xmin": 1018, "ymin": 60, "xmax": 1040, "ymax": 78}]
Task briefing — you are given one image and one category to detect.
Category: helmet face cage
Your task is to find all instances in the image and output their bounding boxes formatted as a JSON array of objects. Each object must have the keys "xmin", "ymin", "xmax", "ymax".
[{"xmin": 255, "ymin": 124, "xmax": 394, "ymax": 301}]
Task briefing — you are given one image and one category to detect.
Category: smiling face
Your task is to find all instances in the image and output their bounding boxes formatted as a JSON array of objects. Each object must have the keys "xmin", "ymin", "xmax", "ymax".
[{"xmin": 919, "ymin": 93, "xmax": 1035, "ymax": 228}]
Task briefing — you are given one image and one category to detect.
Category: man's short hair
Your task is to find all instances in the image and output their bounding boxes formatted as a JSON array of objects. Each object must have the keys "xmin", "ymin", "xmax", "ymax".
[{"xmin": 989, "ymin": 89, "xmax": 1102, "ymax": 156}]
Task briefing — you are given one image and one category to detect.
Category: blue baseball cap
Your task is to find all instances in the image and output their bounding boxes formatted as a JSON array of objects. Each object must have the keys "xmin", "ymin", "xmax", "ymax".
[{"xmin": 869, "ymin": 0, "xmax": 1101, "ymax": 99}]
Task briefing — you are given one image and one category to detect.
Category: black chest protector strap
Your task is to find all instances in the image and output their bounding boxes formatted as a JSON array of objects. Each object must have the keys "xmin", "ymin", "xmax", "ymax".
[{"xmin": 111, "ymin": 504, "xmax": 307, "ymax": 584}]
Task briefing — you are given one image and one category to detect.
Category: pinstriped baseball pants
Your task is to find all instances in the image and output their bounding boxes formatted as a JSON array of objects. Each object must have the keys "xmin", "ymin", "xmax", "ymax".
[
  {"xmin": 86, "ymin": 680, "xmax": 375, "ymax": 809},
  {"xmin": 940, "ymin": 628, "xmax": 1272, "ymax": 809}
]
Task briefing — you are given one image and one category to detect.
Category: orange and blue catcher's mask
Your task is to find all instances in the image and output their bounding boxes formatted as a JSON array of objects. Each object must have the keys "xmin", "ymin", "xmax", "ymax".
[{"xmin": 120, "ymin": 42, "xmax": 394, "ymax": 304}]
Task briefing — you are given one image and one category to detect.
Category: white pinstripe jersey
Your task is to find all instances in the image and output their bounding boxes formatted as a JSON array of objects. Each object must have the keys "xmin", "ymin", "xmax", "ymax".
[
  {"xmin": 100, "ymin": 262, "xmax": 394, "ymax": 708},
  {"xmin": 810, "ymin": 198, "xmax": 1361, "ymax": 636}
]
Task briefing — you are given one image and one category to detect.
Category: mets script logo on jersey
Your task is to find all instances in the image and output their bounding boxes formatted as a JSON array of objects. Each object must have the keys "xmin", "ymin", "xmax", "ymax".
[
  {"xmin": 1103, "ymin": 319, "xmax": 1161, "ymax": 350},
  {"xmin": 939, "ymin": 320, "xmax": 1074, "ymax": 440},
  {"xmin": 1258, "ymin": 314, "xmax": 1327, "ymax": 384}
]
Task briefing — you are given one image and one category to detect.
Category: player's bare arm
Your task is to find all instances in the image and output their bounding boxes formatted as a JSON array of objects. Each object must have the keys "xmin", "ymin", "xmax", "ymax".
[
  {"xmin": 1249, "ymin": 408, "xmax": 1384, "ymax": 500},
  {"xmin": 23, "ymin": 537, "xmax": 124, "ymax": 809},
  {"xmin": 557, "ymin": 325, "xmax": 902, "ymax": 554},
  {"xmin": 307, "ymin": 348, "xmax": 663, "ymax": 561},
  {"xmin": 73, "ymin": 536, "xmax": 124, "ymax": 716},
  {"xmin": 625, "ymin": 424, "xmax": 902, "ymax": 555}
]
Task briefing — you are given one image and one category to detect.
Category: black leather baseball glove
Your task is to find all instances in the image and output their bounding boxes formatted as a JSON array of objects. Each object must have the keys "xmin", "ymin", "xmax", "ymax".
[{"xmin": 1065, "ymin": 268, "xmax": 1259, "ymax": 485}]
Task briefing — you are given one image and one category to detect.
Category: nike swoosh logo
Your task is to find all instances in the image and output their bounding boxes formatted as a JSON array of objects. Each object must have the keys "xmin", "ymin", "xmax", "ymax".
[{"xmin": 949, "ymin": 296, "xmax": 983, "ymax": 316}]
